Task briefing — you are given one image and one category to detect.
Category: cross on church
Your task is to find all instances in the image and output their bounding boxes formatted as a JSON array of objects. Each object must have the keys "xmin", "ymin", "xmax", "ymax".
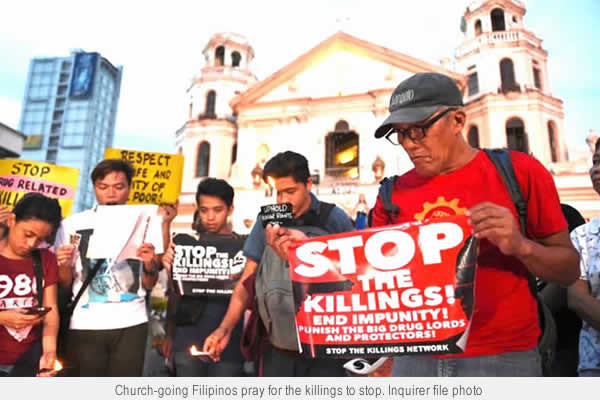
[{"xmin": 335, "ymin": 16, "xmax": 351, "ymax": 32}]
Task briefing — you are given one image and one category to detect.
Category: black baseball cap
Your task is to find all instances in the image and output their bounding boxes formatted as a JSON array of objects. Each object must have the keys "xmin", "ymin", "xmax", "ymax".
[{"xmin": 374, "ymin": 72, "xmax": 464, "ymax": 138}]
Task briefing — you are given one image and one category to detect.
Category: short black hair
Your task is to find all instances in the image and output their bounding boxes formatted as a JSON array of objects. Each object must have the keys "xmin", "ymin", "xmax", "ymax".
[
  {"xmin": 263, "ymin": 151, "xmax": 310, "ymax": 184},
  {"xmin": 91, "ymin": 159, "xmax": 135, "ymax": 186},
  {"xmin": 595, "ymin": 137, "xmax": 600, "ymax": 153},
  {"xmin": 10, "ymin": 193, "xmax": 62, "ymax": 243},
  {"xmin": 195, "ymin": 178, "xmax": 234, "ymax": 207}
]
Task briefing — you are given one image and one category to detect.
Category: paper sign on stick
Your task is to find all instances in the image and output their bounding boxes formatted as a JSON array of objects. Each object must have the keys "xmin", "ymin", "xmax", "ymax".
[
  {"xmin": 104, "ymin": 148, "xmax": 183, "ymax": 205},
  {"xmin": 288, "ymin": 214, "xmax": 477, "ymax": 358},
  {"xmin": 0, "ymin": 159, "xmax": 79, "ymax": 216}
]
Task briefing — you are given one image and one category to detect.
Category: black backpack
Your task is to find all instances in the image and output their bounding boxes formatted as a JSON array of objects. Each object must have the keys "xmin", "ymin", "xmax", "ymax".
[{"xmin": 372, "ymin": 148, "xmax": 557, "ymax": 376}]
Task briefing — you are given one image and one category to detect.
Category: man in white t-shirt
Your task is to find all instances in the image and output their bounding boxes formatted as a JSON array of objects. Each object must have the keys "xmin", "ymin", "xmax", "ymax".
[{"xmin": 55, "ymin": 159, "xmax": 175, "ymax": 376}]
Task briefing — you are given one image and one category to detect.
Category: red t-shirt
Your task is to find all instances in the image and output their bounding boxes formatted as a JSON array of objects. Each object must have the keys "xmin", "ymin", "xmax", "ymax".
[
  {"xmin": 0, "ymin": 249, "xmax": 58, "ymax": 364},
  {"xmin": 371, "ymin": 150, "xmax": 567, "ymax": 357}
]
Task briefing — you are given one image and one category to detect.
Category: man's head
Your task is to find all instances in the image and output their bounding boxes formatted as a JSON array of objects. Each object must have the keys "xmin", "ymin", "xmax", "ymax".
[
  {"xmin": 91, "ymin": 159, "xmax": 134, "ymax": 205},
  {"xmin": 263, "ymin": 151, "xmax": 312, "ymax": 218},
  {"xmin": 374, "ymin": 72, "xmax": 471, "ymax": 177},
  {"xmin": 195, "ymin": 178, "xmax": 234, "ymax": 234}
]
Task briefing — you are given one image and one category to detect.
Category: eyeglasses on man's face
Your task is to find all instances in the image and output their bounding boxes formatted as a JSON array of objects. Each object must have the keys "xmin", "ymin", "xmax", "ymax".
[{"xmin": 384, "ymin": 108, "xmax": 457, "ymax": 145}]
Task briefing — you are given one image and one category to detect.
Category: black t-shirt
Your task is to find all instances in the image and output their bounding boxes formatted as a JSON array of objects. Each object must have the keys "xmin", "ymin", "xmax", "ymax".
[{"xmin": 171, "ymin": 232, "xmax": 245, "ymax": 364}]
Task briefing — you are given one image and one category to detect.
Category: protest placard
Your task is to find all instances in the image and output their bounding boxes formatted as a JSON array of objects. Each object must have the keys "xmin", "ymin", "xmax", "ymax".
[
  {"xmin": 172, "ymin": 233, "xmax": 246, "ymax": 296},
  {"xmin": 0, "ymin": 159, "xmax": 79, "ymax": 216},
  {"xmin": 288, "ymin": 214, "xmax": 477, "ymax": 358},
  {"xmin": 104, "ymin": 148, "xmax": 183, "ymax": 205}
]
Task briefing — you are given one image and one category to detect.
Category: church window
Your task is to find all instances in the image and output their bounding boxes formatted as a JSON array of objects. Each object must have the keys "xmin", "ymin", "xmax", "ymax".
[
  {"xmin": 474, "ymin": 19, "xmax": 482, "ymax": 36},
  {"xmin": 196, "ymin": 141, "xmax": 210, "ymax": 177},
  {"xmin": 468, "ymin": 126, "xmax": 480, "ymax": 148},
  {"xmin": 548, "ymin": 121, "xmax": 558, "ymax": 162},
  {"xmin": 467, "ymin": 72, "xmax": 479, "ymax": 96},
  {"xmin": 205, "ymin": 90, "xmax": 216, "ymax": 117},
  {"xmin": 506, "ymin": 118, "xmax": 529, "ymax": 153},
  {"xmin": 500, "ymin": 58, "xmax": 518, "ymax": 92},
  {"xmin": 533, "ymin": 67, "xmax": 542, "ymax": 90},
  {"xmin": 491, "ymin": 8, "xmax": 506, "ymax": 31},
  {"xmin": 215, "ymin": 46, "xmax": 225, "ymax": 67},
  {"xmin": 232, "ymin": 51, "xmax": 241, "ymax": 67},
  {"xmin": 231, "ymin": 143, "xmax": 237, "ymax": 165},
  {"xmin": 325, "ymin": 120, "xmax": 359, "ymax": 179}
]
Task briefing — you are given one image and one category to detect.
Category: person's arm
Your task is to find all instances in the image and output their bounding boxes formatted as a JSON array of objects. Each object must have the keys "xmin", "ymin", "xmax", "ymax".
[
  {"xmin": 468, "ymin": 201, "xmax": 580, "ymax": 285},
  {"xmin": 55, "ymin": 245, "xmax": 75, "ymax": 288},
  {"xmin": 0, "ymin": 310, "xmax": 43, "ymax": 330},
  {"xmin": 38, "ymin": 283, "xmax": 59, "ymax": 375},
  {"xmin": 54, "ymin": 224, "xmax": 76, "ymax": 289},
  {"xmin": 157, "ymin": 203, "xmax": 178, "ymax": 266},
  {"xmin": 203, "ymin": 258, "xmax": 258, "ymax": 360},
  {"xmin": 138, "ymin": 243, "xmax": 159, "ymax": 290},
  {"xmin": 162, "ymin": 288, "xmax": 179, "ymax": 360},
  {"xmin": 567, "ymin": 279, "xmax": 600, "ymax": 332}
]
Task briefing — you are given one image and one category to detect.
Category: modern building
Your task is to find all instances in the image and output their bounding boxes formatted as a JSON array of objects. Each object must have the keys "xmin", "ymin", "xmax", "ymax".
[
  {"xmin": 0, "ymin": 122, "xmax": 25, "ymax": 159},
  {"xmin": 19, "ymin": 50, "xmax": 122, "ymax": 212},
  {"xmin": 172, "ymin": 0, "xmax": 599, "ymax": 233}
]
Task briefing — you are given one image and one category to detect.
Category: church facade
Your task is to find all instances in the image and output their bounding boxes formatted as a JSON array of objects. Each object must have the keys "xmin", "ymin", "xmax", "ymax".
[{"xmin": 172, "ymin": 0, "xmax": 597, "ymax": 233}]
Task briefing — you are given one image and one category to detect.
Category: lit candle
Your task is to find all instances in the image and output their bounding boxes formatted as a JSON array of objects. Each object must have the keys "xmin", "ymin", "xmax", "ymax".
[
  {"xmin": 38, "ymin": 359, "xmax": 63, "ymax": 374},
  {"xmin": 53, "ymin": 360, "xmax": 63, "ymax": 372},
  {"xmin": 189, "ymin": 345, "xmax": 209, "ymax": 357}
]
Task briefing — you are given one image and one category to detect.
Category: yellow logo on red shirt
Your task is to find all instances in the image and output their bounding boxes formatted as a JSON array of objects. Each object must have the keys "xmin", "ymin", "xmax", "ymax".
[{"xmin": 415, "ymin": 196, "xmax": 467, "ymax": 221}]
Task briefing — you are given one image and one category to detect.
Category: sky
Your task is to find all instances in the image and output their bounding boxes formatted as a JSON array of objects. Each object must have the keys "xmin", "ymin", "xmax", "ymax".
[{"xmin": 1, "ymin": 0, "xmax": 598, "ymax": 155}]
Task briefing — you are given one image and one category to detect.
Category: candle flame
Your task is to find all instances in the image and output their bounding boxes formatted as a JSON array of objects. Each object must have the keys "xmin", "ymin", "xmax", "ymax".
[
  {"xmin": 190, "ymin": 345, "xmax": 199, "ymax": 355},
  {"xmin": 54, "ymin": 360, "xmax": 63, "ymax": 371}
]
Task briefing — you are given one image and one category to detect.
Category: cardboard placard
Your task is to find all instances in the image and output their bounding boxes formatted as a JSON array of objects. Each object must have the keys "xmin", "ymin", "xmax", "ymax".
[
  {"xmin": 0, "ymin": 159, "xmax": 79, "ymax": 216},
  {"xmin": 172, "ymin": 233, "xmax": 247, "ymax": 296},
  {"xmin": 104, "ymin": 148, "xmax": 183, "ymax": 205},
  {"xmin": 288, "ymin": 215, "xmax": 477, "ymax": 358}
]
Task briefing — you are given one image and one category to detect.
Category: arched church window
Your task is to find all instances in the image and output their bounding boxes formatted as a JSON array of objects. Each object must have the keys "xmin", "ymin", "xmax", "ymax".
[
  {"xmin": 506, "ymin": 118, "xmax": 529, "ymax": 153},
  {"xmin": 205, "ymin": 90, "xmax": 216, "ymax": 117},
  {"xmin": 325, "ymin": 120, "xmax": 359, "ymax": 179},
  {"xmin": 491, "ymin": 8, "xmax": 506, "ymax": 31},
  {"xmin": 232, "ymin": 51, "xmax": 241, "ymax": 67},
  {"xmin": 231, "ymin": 143, "xmax": 237, "ymax": 165},
  {"xmin": 548, "ymin": 121, "xmax": 558, "ymax": 162},
  {"xmin": 334, "ymin": 120, "xmax": 350, "ymax": 132},
  {"xmin": 474, "ymin": 19, "xmax": 482, "ymax": 36},
  {"xmin": 468, "ymin": 126, "xmax": 480, "ymax": 148},
  {"xmin": 215, "ymin": 46, "xmax": 225, "ymax": 67},
  {"xmin": 500, "ymin": 58, "xmax": 518, "ymax": 92},
  {"xmin": 196, "ymin": 141, "xmax": 210, "ymax": 177}
]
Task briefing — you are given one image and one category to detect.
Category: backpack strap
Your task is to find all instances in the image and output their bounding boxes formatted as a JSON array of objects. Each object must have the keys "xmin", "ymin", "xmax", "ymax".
[
  {"xmin": 316, "ymin": 201, "xmax": 335, "ymax": 231},
  {"xmin": 483, "ymin": 149, "xmax": 527, "ymax": 236},
  {"xmin": 31, "ymin": 249, "xmax": 43, "ymax": 306},
  {"xmin": 378, "ymin": 176, "xmax": 399, "ymax": 221},
  {"xmin": 483, "ymin": 149, "xmax": 538, "ymax": 298},
  {"xmin": 65, "ymin": 258, "xmax": 105, "ymax": 315}
]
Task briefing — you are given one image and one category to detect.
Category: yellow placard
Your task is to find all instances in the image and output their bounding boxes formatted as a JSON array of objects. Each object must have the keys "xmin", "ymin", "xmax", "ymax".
[
  {"xmin": 104, "ymin": 148, "xmax": 183, "ymax": 205},
  {"xmin": 0, "ymin": 159, "xmax": 80, "ymax": 216}
]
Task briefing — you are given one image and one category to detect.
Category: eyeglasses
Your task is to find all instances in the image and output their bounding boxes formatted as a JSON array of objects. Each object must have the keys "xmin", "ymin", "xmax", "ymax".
[{"xmin": 384, "ymin": 108, "xmax": 457, "ymax": 145}]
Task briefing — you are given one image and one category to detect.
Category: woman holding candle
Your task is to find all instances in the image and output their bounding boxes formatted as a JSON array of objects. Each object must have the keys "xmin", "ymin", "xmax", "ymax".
[{"xmin": 0, "ymin": 193, "xmax": 61, "ymax": 377}]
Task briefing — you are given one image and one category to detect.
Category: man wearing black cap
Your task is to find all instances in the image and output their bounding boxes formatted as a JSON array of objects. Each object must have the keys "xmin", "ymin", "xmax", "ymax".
[{"xmin": 371, "ymin": 72, "xmax": 580, "ymax": 376}]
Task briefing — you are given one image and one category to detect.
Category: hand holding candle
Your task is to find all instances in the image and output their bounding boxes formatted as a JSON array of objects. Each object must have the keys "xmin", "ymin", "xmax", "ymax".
[{"xmin": 38, "ymin": 359, "xmax": 63, "ymax": 377}]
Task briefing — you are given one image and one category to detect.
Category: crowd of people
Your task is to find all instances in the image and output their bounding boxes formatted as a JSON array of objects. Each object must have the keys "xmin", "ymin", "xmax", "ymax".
[{"xmin": 0, "ymin": 72, "xmax": 598, "ymax": 377}]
